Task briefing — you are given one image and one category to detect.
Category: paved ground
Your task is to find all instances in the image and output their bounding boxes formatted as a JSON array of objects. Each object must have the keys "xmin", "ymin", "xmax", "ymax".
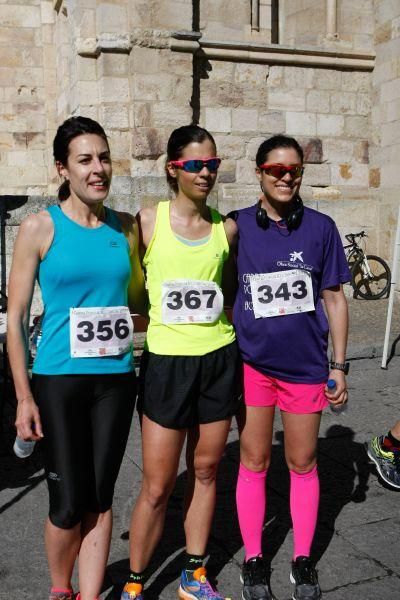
[{"xmin": 0, "ymin": 293, "xmax": 399, "ymax": 599}]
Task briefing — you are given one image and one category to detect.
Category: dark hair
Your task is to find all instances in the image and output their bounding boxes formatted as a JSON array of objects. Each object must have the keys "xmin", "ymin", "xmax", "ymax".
[
  {"xmin": 53, "ymin": 116, "xmax": 109, "ymax": 201},
  {"xmin": 256, "ymin": 134, "xmax": 304, "ymax": 167},
  {"xmin": 166, "ymin": 124, "xmax": 217, "ymax": 193}
]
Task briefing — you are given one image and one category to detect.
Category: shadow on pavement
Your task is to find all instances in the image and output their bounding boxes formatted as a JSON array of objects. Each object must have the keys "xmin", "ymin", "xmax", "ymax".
[
  {"xmin": 105, "ymin": 424, "xmax": 370, "ymax": 599},
  {"xmin": 0, "ymin": 389, "xmax": 45, "ymax": 514},
  {"xmin": 313, "ymin": 424, "xmax": 370, "ymax": 561},
  {"xmin": 387, "ymin": 333, "xmax": 400, "ymax": 365},
  {"xmin": 104, "ymin": 437, "xmax": 243, "ymax": 599}
]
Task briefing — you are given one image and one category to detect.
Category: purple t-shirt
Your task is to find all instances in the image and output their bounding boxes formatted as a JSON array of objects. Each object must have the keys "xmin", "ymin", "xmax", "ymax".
[{"xmin": 233, "ymin": 204, "xmax": 350, "ymax": 383}]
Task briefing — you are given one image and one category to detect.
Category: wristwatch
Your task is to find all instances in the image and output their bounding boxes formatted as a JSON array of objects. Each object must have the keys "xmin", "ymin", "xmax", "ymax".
[{"xmin": 329, "ymin": 361, "xmax": 350, "ymax": 375}]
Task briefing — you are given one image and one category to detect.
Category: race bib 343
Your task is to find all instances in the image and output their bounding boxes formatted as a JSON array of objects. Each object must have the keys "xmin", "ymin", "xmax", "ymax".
[{"xmin": 249, "ymin": 269, "xmax": 315, "ymax": 318}]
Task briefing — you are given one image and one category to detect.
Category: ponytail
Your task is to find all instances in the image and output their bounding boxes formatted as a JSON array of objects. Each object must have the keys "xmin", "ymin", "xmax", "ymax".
[{"xmin": 58, "ymin": 179, "xmax": 70, "ymax": 201}]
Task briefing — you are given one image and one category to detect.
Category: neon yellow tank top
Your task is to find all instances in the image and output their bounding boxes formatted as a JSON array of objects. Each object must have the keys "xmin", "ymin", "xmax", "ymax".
[{"xmin": 143, "ymin": 200, "xmax": 235, "ymax": 356}]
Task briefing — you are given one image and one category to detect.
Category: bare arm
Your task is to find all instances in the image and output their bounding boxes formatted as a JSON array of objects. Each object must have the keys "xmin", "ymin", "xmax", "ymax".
[
  {"xmin": 322, "ymin": 284, "xmax": 349, "ymax": 407},
  {"xmin": 137, "ymin": 205, "xmax": 157, "ymax": 252},
  {"xmin": 118, "ymin": 212, "xmax": 147, "ymax": 316},
  {"xmin": 7, "ymin": 213, "xmax": 52, "ymax": 440}
]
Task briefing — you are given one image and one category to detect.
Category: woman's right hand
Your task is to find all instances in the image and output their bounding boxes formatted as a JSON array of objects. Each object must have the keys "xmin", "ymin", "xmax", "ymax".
[
  {"xmin": 15, "ymin": 395, "xmax": 43, "ymax": 441},
  {"xmin": 7, "ymin": 211, "xmax": 51, "ymax": 443}
]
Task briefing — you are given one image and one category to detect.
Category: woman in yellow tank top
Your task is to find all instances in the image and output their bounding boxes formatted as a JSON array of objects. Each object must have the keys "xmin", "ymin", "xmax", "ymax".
[{"xmin": 121, "ymin": 126, "xmax": 239, "ymax": 600}]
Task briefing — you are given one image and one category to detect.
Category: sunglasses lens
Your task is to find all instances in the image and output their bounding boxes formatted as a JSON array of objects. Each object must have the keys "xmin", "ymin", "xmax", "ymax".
[
  {"xmin": 182, "ymin": 160, "xmax": 201, "ymax": 172},
  {"xmin": 263, "ymin": 165, "xmax": 303, "ymax": 179},
  {"xmin": 291, "ymin": 166, "xmax": 304, "ymax": 178},
  {"xmin": 293, "ymin": 167, "xmax": 304, "ymax": 178},
  {"xmin": 182, "ymin": 159, "xmax": 220, "ymax": 173},
  {"xmin": 203, "ymin": 159, "xmax": 218, "ymax": 172},
  {"xmin": 264, "ymin": 166, "xmax": 285, "ymax": 178}
]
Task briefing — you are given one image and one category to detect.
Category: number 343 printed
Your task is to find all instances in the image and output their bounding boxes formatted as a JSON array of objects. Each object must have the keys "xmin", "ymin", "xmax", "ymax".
[{"xmin": 249, "ymin": 269, "xmax": 315, "ymax": 319}]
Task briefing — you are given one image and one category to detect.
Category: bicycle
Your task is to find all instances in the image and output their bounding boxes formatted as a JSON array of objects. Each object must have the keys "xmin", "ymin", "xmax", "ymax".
[{"xmin": 344, "ymin": 231, "xmax": 391, "ymax": 300}]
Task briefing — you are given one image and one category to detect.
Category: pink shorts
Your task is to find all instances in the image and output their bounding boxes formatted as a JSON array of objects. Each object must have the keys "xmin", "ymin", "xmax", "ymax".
[{"xmin": 243, "ymin": 363, "xmax": 329, "ymax": 414}]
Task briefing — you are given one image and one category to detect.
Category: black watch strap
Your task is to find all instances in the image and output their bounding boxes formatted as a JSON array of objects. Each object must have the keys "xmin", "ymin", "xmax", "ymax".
[{"xmin": 329, "ymin": 361, "xmax": 350, "ymax": 375}]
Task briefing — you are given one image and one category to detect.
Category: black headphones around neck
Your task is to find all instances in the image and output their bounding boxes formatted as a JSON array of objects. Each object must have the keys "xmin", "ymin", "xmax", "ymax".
[{"xmin": 256, "ymin": 196, "xmax": 304, "ymax": 231}]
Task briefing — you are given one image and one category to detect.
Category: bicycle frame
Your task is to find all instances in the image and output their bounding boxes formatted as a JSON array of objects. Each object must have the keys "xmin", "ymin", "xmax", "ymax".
[
  {"xmin": 344, "ymin": 231, "xmax": 391, "ymax": 300},
  {"xmin": 344, "ymin": 243, "xmax": 364, "ymax": 272},
  {"xmin": 344, "ymin": 233, "xmax": 370, "ymax": 290}
]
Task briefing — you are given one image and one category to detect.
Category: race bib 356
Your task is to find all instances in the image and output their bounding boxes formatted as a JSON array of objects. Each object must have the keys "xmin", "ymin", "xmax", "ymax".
[{"xmin": 70, "ymin": 306, "xmax": 133, "ymax": 357}]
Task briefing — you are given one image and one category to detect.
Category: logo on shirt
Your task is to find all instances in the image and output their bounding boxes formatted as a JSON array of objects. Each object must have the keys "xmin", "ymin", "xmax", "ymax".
[
  {"xmin": 290, "ymin": 251, "xmax": 304, "ymax": 263},
  {"xmin": 277, "ymin": 250, "xmax": 313, "ymax": 271},
  {"xmin": 109, "ymin": 240, "xmax": 119, "ymax": 248}
]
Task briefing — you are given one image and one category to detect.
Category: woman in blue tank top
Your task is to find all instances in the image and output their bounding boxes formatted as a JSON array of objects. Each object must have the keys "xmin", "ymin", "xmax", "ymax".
[{"xmin": 7, "ymin": 117, "xmax": 145, "ymax": 600}]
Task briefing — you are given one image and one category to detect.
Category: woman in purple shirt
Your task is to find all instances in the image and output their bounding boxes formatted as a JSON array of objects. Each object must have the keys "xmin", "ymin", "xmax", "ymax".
[{"xmin": 228, "ymin": 135, "xmax": 350, "ymax": 600}]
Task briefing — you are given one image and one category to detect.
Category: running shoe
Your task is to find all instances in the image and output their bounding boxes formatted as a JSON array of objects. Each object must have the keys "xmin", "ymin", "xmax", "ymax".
[
  {"xmin": 366, "ymin": 436, "xmax": 400, "ymax": 489},
  {"xmin": 178, "ymin": 566, "xmax": 230, "ymax": 600},
  {"xmin": 240, "ymin": 556, "xmax": 273, "ymax": 600},
  {"xmin": 48, "ymin": 592, "xmax": 74, "ymax": 600},
  {"xmin": 290, "ymin": 556, "xmax": 322, "ymax": 600},
  {"xmin": 120, "ymin": 582, "xmax": 144, "ymax": 599}
]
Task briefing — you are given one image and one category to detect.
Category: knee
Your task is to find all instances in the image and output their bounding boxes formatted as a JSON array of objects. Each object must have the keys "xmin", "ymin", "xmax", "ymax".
[
  {"xmin": 142, "ymin": 480, "xmax": 173, "ymax": 510},
  {"xmin": 240, "ymin": 452, "xmax": 270, "ymax": 473},
  {"xmin": 287, "ymin": 457, "xmax": 317, "ymax": 474},
  {"xmin": 193, "ymin": 460, "xmax": 219, "ymax": 485}
]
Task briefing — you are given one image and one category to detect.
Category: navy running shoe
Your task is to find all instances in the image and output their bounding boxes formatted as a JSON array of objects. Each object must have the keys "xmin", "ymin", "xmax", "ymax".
[
  {"xmin": 290, "ymin": 556, "xmax": 322, "ymax": 600},
  {"xmin": 241, "ymin": 556, "xmax": 273, "ymax": 600}
]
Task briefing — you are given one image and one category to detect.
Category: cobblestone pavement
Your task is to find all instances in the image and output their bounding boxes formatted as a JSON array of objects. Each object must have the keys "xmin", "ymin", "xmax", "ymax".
[{"xmin": 0, "ymin": 295, "xmax": 399, "ymax": 599}]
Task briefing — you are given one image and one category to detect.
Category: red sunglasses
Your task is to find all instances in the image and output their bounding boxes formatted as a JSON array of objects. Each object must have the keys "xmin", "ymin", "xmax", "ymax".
[
  {"xmin": 169, "ymin": 157, "xmax": 221, "ymax": 173},
  {"xmin": 259, "ymin": 163, "xmax": 304, "ymax": 179}
]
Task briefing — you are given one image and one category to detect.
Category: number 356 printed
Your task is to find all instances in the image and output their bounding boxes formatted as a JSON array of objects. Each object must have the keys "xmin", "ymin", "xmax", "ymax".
[{"xmin": 70, "ymin": 306, "xmax": 133, "ymax": 357}]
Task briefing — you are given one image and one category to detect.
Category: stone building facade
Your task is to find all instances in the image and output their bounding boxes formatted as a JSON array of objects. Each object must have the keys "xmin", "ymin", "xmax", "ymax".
[{"xmin": 1, "ymin": 0, "xmax": 400, "ymax": 300}]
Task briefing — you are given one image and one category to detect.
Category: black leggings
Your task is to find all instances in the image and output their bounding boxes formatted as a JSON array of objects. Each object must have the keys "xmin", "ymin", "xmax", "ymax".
[{"xmin": 32, "ymin": 373, "xmax": 136, "ymax": 529}]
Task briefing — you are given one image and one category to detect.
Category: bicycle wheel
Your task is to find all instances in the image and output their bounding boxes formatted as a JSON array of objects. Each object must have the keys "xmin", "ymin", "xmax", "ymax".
[{"xmin": 351, "ymin": 254, "xmax": 391, "ymax": 300}]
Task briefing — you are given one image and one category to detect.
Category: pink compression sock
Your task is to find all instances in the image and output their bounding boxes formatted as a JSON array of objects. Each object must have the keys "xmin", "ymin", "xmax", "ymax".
[
  {"xmin": 236, "ymin": 463, "xmax": 267, "ymax": 561},
  {"xmin": 289, "ymin": 465, "xmax": 319, "ymax": 559}
]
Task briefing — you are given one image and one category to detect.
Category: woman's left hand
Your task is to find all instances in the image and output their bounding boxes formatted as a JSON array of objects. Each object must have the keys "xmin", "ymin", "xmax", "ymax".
[{"xmin": 325, "ymin": 369, "xmax": 348, "ymax": 407}]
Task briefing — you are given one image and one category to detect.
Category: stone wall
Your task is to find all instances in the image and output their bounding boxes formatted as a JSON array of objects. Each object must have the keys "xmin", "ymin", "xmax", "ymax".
[
  {"xmin": 370, "ymin": 0, "xmax": 400, "ymax": 272},
  {"xmin": 282, "ymin": 0, "xmax": 375, "ymax": 51},
  {"xmin": 0, "ymin": 0, "xmax": 57, "ymax": 197}
]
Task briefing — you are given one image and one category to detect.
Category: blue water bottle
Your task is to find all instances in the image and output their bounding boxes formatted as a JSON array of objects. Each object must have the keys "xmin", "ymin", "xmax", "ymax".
[{"xmin": 327, "ymin": 379, "xmax": 347, "ymax": 415}]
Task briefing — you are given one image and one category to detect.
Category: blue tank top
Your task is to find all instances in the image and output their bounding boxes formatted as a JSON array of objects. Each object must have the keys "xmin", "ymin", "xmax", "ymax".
[{"xmin": 33, "ymin": 205, "xmax": 134, "ymax": 375}]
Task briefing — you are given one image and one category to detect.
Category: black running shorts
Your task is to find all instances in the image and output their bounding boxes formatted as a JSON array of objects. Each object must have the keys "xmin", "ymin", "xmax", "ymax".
[
  {"xmin": 32, "ymin": 372, "xmax": 136, "ymax": 529},
  {"xmin": 138, "ymin": 341, "xmax": 240, "ymax": 429}
]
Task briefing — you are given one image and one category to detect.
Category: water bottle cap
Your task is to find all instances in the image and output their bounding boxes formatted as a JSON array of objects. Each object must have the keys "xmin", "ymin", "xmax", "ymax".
[{"xmin": 327, "ymin": 379, "xmax": 336, "ymax": 389}]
